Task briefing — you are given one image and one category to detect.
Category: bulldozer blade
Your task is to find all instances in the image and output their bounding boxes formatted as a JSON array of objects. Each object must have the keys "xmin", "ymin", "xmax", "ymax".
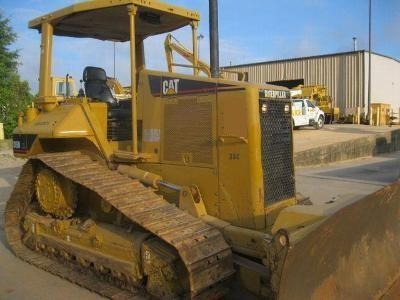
[{"xmin": 278, "ymin": 180, "xmax": 400, "ymax": 300}]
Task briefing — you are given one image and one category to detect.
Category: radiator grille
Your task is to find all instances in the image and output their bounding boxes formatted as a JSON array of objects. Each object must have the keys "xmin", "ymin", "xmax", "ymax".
[
  {"xmin": 107, "ymin": 118, "xmax": 132, "ymax": 141},
  {"xmin": 163, "ymin": 98, "xmax": 213, "ymax": 164},
  {"xmin": 259, "ymin": 99, "xmax": 295, "ymax": 205}
]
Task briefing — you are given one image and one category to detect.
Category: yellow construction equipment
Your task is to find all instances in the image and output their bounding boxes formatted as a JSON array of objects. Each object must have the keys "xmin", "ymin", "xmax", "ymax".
[
  {"xmin": 292, "ymin": 84, "xmax": 340, "ymax": 123},
  {"xmin": 165, "ymin": 33, "xmax": 212, "ymax": 77},
  {"xmin": 165, "ymin": 33, "xmax": 247, "ymax": 81},
  {"xmin": 51, "ymin": 76, "xmax": 76, "ymax": 100},
  {"xmin": 6, "ymin": 1, "xmax": 400, "ymax": 299},
  {"xmin": 371, "ymin": 103, "xmax": 391, "ymax": 126},
  {"xmin": 106, "ymin": 77, "xmax": 131, "ymax": 99},
  {"xmin": 52, "ymin": 75, "xmax": 129, "ymax": 100}
]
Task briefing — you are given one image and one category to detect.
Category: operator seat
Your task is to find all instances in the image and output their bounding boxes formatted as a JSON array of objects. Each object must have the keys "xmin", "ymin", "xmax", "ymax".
[
  {"xmin": 82, "ymin": 66, "xmax": 132, "ymax": 141},
  {"xmin": 83, "ymin": 66, "xmax": 117, "ymax": 106}
]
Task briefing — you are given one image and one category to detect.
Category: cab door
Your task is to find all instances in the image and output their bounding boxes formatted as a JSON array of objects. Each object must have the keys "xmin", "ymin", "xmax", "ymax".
[
  {"xmin": 306, "ymin": 99, "xmax": 318, "ymax": 121},
  {"xmin": 292, "ymin": 100, "xmax": 307, "ymax": 126}
]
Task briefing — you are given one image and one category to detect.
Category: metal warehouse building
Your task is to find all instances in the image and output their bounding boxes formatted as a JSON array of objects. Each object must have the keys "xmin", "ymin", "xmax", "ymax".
[{"xmin": 224, "ymin": 50, "xmax": 400, "ymax": 117}]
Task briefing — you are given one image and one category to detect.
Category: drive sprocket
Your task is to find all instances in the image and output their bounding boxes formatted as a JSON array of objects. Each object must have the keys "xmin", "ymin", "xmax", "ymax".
[{"xmin": 35, "ymin": 167, "xmax": 77, "ymax": 218}]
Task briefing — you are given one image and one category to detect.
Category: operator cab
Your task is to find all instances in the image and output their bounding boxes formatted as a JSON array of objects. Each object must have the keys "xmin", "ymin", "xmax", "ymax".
[{"xmin": 28, "ymin": 1, "xmax": 200, "ymax": 153}]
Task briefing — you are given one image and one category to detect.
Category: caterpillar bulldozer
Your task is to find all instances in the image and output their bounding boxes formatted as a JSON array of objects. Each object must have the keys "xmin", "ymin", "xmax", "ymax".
[{"xmin": 5, "ymin": 0, "xmax": 400, "ymax": 299}]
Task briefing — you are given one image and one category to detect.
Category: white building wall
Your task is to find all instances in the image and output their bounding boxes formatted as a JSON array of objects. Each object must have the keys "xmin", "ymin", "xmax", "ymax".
[{"xmin": 365, "ymin": 53, "xmax": 400, "ymax": 113}]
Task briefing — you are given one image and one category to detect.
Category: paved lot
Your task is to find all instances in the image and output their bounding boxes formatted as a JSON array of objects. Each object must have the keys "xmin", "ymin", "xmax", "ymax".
[
  {"xmin": 0, "ymin": 147, "xmax": 399, "ymax": 299},
  {"xmin": 296, "ymin": 152, "xmax": 400, "ymax": 209},
  {"xmin": 293, "ymin": 124, "xmax": 399, "ymax": 152}
]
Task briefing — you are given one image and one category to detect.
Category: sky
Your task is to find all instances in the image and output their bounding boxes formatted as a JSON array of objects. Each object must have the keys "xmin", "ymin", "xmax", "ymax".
[{"xmin": 1, "ymin": 0, "xmax": 400, "ymax": 93}]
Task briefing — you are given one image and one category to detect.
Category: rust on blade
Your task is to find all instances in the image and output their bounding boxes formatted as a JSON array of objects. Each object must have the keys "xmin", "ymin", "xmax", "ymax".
[{"xmin": 278, "ymin": 181, "xmax": 400, "ymax": 300}]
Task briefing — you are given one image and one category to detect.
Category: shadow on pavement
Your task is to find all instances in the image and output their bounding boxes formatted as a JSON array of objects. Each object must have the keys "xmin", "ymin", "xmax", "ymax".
[{"xmin": 316, "ymin": 157, "xmax": 400, "ymax": 184}]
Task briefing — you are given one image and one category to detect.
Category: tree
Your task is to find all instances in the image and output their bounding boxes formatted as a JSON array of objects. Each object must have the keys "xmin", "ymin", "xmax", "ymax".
[{"xmin": 0, "ymin": 11, "xmax": 33, "ymax": 138}]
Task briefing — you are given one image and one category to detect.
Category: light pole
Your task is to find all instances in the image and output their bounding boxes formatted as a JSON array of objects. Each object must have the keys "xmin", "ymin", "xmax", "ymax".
[
  {"xmin": 113, "ymin": 42, "xmax": 116, "ymax": 78},
  {"xmin": 367, "ymin": 0, "xmax": 372, "ymax": 124}
]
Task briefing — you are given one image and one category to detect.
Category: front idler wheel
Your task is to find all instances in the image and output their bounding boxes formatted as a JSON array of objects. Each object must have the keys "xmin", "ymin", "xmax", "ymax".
[{"xmin": 35, "ymin": 167, "xmax": 77, "ymax": 219}]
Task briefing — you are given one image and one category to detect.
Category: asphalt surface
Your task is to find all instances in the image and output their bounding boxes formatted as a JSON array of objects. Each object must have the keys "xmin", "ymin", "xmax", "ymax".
[{"xmin": 0, "ymin": 148, "xmax": 399, "ymax": 299}]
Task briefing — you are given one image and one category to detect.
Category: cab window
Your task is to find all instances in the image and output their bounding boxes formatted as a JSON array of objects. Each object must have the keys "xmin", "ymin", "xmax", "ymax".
[
  {"xmin": 293, "ymin": 100, "xmax": 303, "ymax": 109},
  {"xmin": 55, "ymin": 81, "xmax": 74, "ymax": 97},
  {"xmin": 56, "ymin": 82, "xmax": 65, "ymax": 96},
  {"xmin": 306, "ymin": 100, "xmax": 315, "ymax": 108}
]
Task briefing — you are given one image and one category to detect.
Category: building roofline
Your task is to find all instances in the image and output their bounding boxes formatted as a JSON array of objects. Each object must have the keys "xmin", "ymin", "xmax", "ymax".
[
  {"xmin": 371, "ymin": 51, "xmax": 400, "ymax": 64},
  {"xmin": 223, "ymin": 50, "xmax": 400, "ymax": 69}
]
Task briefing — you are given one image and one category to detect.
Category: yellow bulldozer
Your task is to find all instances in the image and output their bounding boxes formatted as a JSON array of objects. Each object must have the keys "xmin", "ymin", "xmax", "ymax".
[{"xmin": 6, "ymin": 0, "xmax": 400, "ymax": 299}]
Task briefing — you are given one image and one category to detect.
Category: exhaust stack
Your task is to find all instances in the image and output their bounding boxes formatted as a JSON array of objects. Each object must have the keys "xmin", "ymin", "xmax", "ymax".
[
  {"xmin": 209, "ymin": 0, "xmax": 219, "ymax": 78},
  {"xmin": 353, "ymin": 37, "xmax": 358, "ymax": 51}
]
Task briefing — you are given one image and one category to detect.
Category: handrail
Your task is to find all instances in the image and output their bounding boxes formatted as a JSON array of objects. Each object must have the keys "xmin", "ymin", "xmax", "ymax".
[{"xmin": 218, "ymin": 135, "xmax": 248, "ymax": 144}]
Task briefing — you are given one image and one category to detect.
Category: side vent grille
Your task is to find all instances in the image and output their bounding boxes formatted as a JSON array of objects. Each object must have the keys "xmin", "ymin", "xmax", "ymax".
[{"xmin": 164, "ymin": 99, "xmax": 213, "ymax": 165}]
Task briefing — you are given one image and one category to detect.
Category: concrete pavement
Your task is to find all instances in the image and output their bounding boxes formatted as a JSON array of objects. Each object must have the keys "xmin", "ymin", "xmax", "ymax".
[
  {"xmin": 293, "ymin": 124, "xmax": 400, "ymax": 166},
  {"xmin": 296, "ymin": 152, "xmax": 400, "ymax": 208},
  {"xmin": 293, "ymin": 124, "xmax": 399, "ymax": 152}
]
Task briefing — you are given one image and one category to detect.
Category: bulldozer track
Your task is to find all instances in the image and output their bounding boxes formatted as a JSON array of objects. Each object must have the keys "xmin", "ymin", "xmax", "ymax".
[{"xmin": 4, "ymin": 151, "xmax": 234, "ymax": 299}]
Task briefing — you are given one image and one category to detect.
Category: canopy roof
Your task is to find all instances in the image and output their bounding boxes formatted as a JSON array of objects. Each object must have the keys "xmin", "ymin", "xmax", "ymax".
[{"xmin": 29, "ymin": 0, "xmax": 200, "ymax": 42}]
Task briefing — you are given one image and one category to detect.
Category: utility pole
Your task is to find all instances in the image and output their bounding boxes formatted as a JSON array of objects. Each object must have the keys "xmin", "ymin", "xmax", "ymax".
[
  {"xmin": 113, "ymin": 42, "xmax": 116, "ymax": 79},
  {"xmin": 367, "ymin": 0, "xmax": 372, "ymax": 124}
]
